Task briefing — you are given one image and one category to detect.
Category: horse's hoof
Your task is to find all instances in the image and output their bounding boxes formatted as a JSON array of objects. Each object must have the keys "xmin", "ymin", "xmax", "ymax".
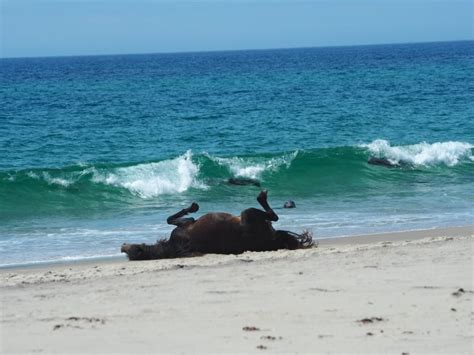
[{"xmin": 188, "ymin": 202, "xmax": 199, "ymax": 213}]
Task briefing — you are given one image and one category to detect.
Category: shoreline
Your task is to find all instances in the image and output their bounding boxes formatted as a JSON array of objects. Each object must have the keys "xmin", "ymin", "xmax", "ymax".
[
  {"xmin": 1, "ymin": 225, "xmax": 472, "ymax": 272},
  {"xmin": 318, "ymin": 224, "xmax": 474, "ymax": 245},
  {"xmin": 1, "ymin": 225, "xmax": 472, "ymax": 353}
]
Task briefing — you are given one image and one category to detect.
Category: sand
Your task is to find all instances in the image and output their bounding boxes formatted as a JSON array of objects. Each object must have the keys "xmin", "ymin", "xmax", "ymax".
[{"xmin": 1, "ymin": 226, "xmax": 473, "ymax": 354}]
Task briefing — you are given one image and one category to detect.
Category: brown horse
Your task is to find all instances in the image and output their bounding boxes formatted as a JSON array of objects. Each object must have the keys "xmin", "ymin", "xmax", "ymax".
[{"xmin": 121, "ymin": 191, "xmax": 313, "ymax": 260}]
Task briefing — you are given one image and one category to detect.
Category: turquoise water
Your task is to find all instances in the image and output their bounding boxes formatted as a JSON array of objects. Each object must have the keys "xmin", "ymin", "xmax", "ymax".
[{"xmin": 1, "ymin": 41, "xmax": 473, "ymax": 266}]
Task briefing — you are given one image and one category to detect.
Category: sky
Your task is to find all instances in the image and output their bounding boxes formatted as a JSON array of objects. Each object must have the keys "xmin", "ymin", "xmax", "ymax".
[{"xmin": 1, "ymin": 0, "xmax": 473, "ymax": 58}]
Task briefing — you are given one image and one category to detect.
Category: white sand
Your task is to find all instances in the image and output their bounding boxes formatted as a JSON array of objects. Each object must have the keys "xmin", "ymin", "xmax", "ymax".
[{"xmin": 1, "ymin": 226, "xmax": 473, "ymax": 354}]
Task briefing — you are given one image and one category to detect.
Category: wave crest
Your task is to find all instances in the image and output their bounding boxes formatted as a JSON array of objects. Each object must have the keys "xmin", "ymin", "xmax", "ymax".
[
  {"xmin": 93, "ymin": 151, "xmax": 206, "ymax": 198},
  {"xmin": 208, "ymin": 151, "xmax": 298, "ymax": 179},
  {"xmin": 361, "ymin": 139, "xmax": 473, "ymax": 167},
  {"xmin": 25, "ymin": 171, "xmax": 75, "ymax": 187}
]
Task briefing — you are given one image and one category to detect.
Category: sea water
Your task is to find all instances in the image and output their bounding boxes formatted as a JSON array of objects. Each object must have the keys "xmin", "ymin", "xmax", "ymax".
[{"xmin": 1, "ymin": 41, "xmax": 473, "ymax": 266}]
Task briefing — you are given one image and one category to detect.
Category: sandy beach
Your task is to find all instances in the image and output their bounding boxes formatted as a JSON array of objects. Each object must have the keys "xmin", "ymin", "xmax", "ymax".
[{"xmin": 1, "ymin": 226, "xmax": 473, "ymax": 354}]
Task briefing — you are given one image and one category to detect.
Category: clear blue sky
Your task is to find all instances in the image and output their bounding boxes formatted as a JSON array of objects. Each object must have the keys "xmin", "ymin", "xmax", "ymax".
[{"xmin": 1, "ymin": 0, "xmax": 472, "ymax": 58}]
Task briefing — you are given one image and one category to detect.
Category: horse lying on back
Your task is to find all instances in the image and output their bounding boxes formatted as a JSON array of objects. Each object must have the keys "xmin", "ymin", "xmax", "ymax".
[{"xmin": 121, "ymin": 191, "xmax": 313, "ymax": 260}]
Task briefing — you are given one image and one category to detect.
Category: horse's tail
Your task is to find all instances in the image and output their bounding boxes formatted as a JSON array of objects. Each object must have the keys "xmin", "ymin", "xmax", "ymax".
[{"xmin": 287, "ymin": 230, "xmax": 315, "ymax": 249}]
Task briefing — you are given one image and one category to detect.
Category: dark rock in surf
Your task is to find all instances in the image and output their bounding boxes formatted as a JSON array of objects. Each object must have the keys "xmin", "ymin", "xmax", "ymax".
[
  {"xmin": 368, "ymin": 156, "xmax": 412, "ymax": 168},
  {"xmin": 368, "ymin": 157, "xmax": 399, "ymax": 168},
  {"xmin": 283, "ymin": 200, "xmax": 296, "ymax": 208},
  {"xmin": 227, "ymin": 177, "xmax": 261, "ymax": 187}
]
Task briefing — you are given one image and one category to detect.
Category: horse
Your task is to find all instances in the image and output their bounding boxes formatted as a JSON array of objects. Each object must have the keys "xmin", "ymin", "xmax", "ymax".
[{"xmin": 121, "ymin": 191, "xmax": 313, "ymax": 260}]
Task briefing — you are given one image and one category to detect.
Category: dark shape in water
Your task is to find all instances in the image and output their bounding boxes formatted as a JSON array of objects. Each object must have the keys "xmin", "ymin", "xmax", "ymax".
[
  {"xmin": 121, "ymin": 191, "xmax": 313, "ymax": 260},
  {"xmin": 368, "ymin": 157, "xmax": 401, "ymax": 168},
  {"xmin": 283, "ymin": 200, "xmax": 296, "ymax": 208},
  {"xmin": 227, "ymin": 177, "xmax": 261, "ymax": 187}
]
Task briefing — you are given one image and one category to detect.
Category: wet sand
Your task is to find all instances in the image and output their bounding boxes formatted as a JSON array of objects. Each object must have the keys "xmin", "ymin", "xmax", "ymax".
[{"xmin": 1, "ymin": 226, "xmax": 473, "ymax": 354}]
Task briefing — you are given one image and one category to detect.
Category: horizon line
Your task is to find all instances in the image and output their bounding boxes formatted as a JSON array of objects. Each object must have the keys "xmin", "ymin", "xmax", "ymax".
[{"xmin": 1, "ymin": 38, "xmax": 472, "ymax": 61}]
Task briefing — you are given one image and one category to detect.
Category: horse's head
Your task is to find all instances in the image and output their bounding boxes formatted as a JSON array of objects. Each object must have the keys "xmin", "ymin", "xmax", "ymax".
[
  {"xmin": 121, "ymin": 242, "xmax": 165, "ymax": 260},
  {"xmin": 121, "ymin": 238, "xmax": 192, "ymax": 260}
]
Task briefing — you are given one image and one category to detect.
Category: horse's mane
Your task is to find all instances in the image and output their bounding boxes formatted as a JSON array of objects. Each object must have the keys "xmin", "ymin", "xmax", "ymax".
[{"xmin": 153, "ymin": 238, "xmax": 193, "ymax": 259}]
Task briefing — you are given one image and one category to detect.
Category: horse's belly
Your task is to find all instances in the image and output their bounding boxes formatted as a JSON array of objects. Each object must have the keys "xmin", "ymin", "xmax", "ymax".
[{"xmin": 188, "ymin": 213, "xmax": 245, "ymax": 254}]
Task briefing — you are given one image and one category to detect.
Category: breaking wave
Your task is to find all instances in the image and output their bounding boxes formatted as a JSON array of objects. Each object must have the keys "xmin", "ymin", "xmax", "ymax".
[
  {"xmin": 1, "ymin": 140, "xmax": 472, "ymax": 219},
  {"xmin": 361, "ymin": 139, "xmax": 473, "ymax": 167},
  {"xmin": 92, "ymin": 150, "xmax": 205, "ymax": 198},
  {"xmin": 207, "ymin": 151, "xmax": 298, "ymax": 179}
]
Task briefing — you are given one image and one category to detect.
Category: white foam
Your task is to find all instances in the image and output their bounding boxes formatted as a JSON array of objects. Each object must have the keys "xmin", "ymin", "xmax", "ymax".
[
  {"xmin": 27, "ymin": 171, "xmax": 39, "ymax": 179},
  {"xmin": 26, "ymin": 171, "xmax": 73, "ymax": 187},
  {"xmin": 210, "ymin": 151, "xmax": 298, "ymax": 179},
  {"xmin": 93, "ymin": 151, "xmax": 205, "ymax": 198},
  {"xmin": 361, "ymin": 139, "xmax": 473, "ymax": 167},
  {"xmin": 42, "ymin": 172, "xmax": 73, "ymax": 187},
  {"xmin": 0, "ymin": 254, "xmax": 123, "ymax": 269}
]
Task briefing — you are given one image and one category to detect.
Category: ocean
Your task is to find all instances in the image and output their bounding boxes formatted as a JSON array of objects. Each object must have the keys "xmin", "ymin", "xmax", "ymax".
[{"xmin": 1, "ymin": 41, "xmax": 473, "ymax": 267}]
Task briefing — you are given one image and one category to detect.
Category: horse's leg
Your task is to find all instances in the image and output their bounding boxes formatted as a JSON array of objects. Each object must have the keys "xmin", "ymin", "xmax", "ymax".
[
  {"xmin": 166, "ymin": 202, "xmax": 199, "ymax": 227},
  {"xmin": 240, "ymin": 207, "xmax": 277, "ymax": 249},
  {"xmin": 256, "ymin": 190, "xmax": 278, "ymax": 222},
  {"xmin": 240, "ymin": 191, "xmax": 278, "ymax": 238}
]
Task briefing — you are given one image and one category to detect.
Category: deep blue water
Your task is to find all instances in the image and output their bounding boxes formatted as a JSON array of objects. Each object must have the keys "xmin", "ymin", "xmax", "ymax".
[{"xmin": 1, "ymin": 41, "xmax": 473, "ymax": 266}]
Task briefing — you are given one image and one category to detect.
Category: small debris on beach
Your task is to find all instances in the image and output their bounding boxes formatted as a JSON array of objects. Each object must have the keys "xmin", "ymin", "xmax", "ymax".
[
  {"xmin": 243, "ymin": 326, "xmax": 260, "ymax": 331},
  {"xmin": 260, "ymin": 335, "xmax": 282, "ymax": 341},
  {"xmin": 452, "ymin": 288, "xmax": 474, "ymax": 297},
  {"xmin": 416, "ymin": 285, "xmax": 441, "ymax": 289},
  {"xmin": 66, "ymin": 316, "xmax": 105, "ymax": 324},
  {"xmin": 256, "ymin": 345, "xmax": 267, "ymax": 350},
  {"xmin": 366, "ymin": 332, "xmax": 374, "ymax": 336},
  {"xmin": 357, "ymin": 317, "xmax": 384, "ymax": 324},
  {"xmin": 52, "ymin": 317, "xmax": 105, "ymax": 330},
  {"xmin": 309, "ymin": 287, "xmax": 340, "ymax": 293}
]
